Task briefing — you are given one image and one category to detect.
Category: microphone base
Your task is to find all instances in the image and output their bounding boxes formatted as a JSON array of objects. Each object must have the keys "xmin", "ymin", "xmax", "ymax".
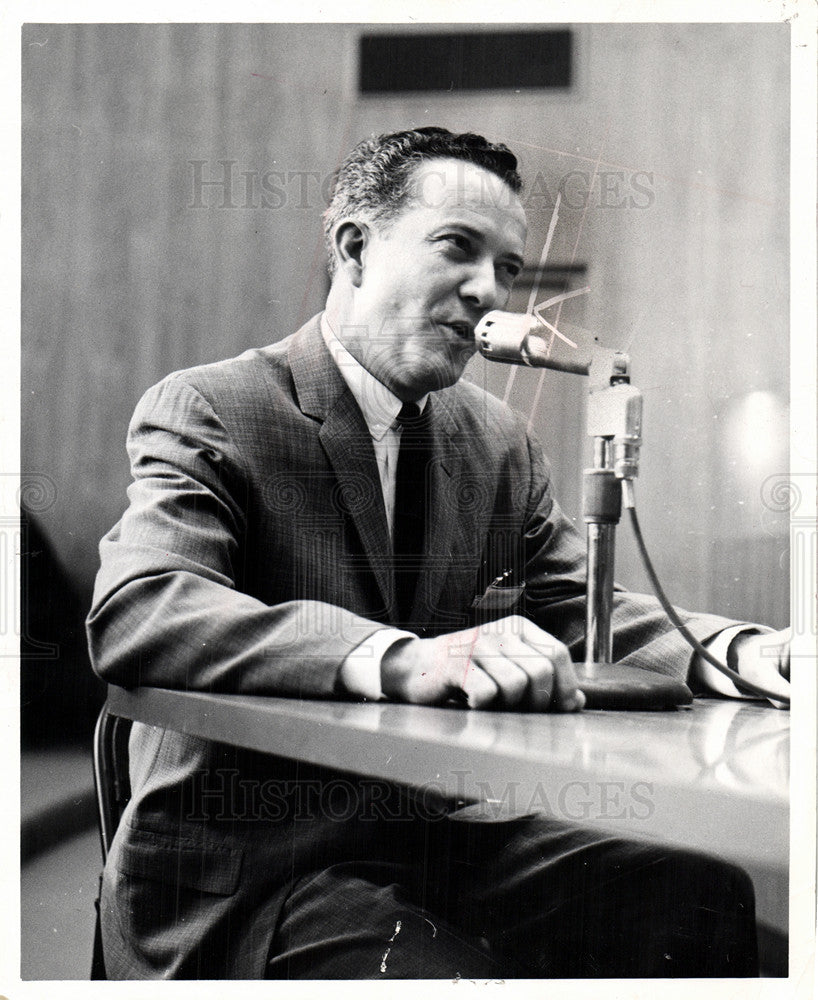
[{"xmin": 576, "ymin": 661, "xmax": 692, "ymax": 711}]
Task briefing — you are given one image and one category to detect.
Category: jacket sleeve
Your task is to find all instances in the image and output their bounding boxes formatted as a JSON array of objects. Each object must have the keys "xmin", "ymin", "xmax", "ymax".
[
  {"xmin": 519, "ymin": 428, "xmax": 743, "ymax": 682},
  {"xmin": 86, "ymin": 376, "xmax": 384, "ymax": 697}
]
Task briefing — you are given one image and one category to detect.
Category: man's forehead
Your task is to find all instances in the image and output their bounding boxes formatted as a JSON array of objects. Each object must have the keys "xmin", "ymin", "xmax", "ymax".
[
  {"xmin": 406, "ymin": 157, "xmax": 520, "ymax": 207},
  {"xmin": 402, "ymin": 157, "xmax": 527, "ymax": 235}
]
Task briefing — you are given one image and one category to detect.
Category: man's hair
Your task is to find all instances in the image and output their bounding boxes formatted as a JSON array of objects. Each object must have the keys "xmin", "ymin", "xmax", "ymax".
[{"xmin": 323, "ymin": 126, "xmax": 523, "ymax": 276}]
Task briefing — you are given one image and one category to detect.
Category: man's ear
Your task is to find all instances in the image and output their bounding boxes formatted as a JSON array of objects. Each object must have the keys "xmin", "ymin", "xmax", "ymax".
[{"xmin": 333, "ymin": 220, "xmax": 369, "ymax": 288}]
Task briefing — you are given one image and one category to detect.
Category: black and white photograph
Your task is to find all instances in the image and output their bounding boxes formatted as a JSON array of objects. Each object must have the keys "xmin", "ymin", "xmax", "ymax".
[{"xmin": 6, "ymin": 4, "xmax": 816, "ymax": 995}]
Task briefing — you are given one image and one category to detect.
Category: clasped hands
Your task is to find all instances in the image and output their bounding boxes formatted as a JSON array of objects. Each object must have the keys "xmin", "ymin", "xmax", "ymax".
[{"xmin": 381, "ymin": 616, "xmax": 585, "ymax": 713}]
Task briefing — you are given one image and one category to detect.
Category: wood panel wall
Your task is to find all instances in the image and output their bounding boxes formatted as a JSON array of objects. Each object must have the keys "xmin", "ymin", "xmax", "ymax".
[{"xmin": 22, "ymin": 23, "xmax": 790, "ymax": 643}]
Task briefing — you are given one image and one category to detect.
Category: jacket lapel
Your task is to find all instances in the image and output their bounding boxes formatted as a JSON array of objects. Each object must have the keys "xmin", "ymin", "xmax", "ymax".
[
  {"xmin": 288, "ymin": 317, "xmax": 484, "ymax": 630},
  {"xmin": 413, "ymin": 392, "xmax": 467, "ymax": 628},
  {"xmin": 289, "ymin": 318, "xmax": 394, "ymax": 613}
]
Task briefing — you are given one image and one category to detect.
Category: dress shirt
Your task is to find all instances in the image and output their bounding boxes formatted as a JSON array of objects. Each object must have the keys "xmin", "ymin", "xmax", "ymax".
[{"xmin": 321, "ymin": 315, "xmax": 427, "ymax": 539}]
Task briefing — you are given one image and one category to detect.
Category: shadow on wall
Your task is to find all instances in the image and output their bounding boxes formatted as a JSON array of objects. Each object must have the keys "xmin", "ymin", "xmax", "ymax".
[{"xmin": 21, "ymin": 514, "xmax": 105, "ymax": 746}]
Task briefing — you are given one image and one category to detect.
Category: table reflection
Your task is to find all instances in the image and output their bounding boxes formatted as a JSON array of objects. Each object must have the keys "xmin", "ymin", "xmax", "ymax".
[{"xmin": 357, "ymin": 698, "xmax": 789, "ymax": 802}]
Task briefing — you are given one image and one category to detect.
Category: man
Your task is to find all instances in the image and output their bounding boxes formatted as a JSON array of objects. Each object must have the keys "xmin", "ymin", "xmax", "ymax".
[{"xmin": 87, "ymin": 127, "xmax": 789, "ymax": 979}]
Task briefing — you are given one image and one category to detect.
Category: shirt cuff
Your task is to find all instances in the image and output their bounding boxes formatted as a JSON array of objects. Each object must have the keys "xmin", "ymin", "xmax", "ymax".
[
  {"xmin": 338, "ymin": 628, "xmax": 415, "ymax": 701},
  {"xmin": 693, "ymin": 625, "xmax": 772, "ymax": 697}
]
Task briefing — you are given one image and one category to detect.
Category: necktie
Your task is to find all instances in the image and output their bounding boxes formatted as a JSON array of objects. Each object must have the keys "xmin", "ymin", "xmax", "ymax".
[{"xmin": 393, "ymin": 401, "xmax": 431, "ymax": 627}]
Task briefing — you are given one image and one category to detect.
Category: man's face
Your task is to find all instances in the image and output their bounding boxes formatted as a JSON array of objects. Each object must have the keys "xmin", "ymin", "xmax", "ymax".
[{"xmin": 342, "ymin": 157, "xmax": 527, "ymax": 401}]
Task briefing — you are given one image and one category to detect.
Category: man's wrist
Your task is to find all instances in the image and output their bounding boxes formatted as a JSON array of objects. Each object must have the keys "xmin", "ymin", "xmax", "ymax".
[
  {"xmin": 693, "ymin": 625, "xmax": 769, "ymax": 697},
  {"xmin": 380, "ymin": 634, "xmax": 422, "ymax": 701},
  {"xmin": 338, "ymin": 628, "xmax": 415, "ymax": 701}
]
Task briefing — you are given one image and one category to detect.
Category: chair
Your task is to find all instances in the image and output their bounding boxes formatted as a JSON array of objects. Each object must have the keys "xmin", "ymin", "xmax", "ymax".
[{"xmin": 90, "ymin": 702, "xmax": 132, "ymax": 978}]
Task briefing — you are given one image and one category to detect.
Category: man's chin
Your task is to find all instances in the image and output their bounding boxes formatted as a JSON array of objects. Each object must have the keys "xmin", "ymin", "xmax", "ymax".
[
  {"xmin": 396, "ymin": 351, "xmax": 474, "ymax": 398},
  {"xmin": 365, "ymin": 338, "xmax": 476, "ymax": 398}
]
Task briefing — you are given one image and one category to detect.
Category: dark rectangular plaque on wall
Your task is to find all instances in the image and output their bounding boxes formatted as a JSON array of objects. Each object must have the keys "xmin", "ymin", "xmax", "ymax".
[{"xmin": 359, "ymin": 30, "xmax": 572, "ymax": 94}]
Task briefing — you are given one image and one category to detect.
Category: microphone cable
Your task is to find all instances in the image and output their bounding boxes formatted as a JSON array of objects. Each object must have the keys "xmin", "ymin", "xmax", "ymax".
[{"xmin": 622, "ymin": 480, "xmax": 790, "ymax": 707}]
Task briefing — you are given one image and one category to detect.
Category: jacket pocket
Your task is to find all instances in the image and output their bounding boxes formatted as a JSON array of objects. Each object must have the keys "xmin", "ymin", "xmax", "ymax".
[{"xmin": 116, "ymin": 830, "xmax": 242, "ymax": 896}]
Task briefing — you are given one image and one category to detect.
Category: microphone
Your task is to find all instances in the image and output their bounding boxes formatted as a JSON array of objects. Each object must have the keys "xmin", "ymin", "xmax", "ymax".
[
  {"xmin": 475, "ymin": 309, "xmax": 640, "ymax": 478},
  {"xmin": 475, "ymin": 310, "xmax": 593, "ymax": 376}
]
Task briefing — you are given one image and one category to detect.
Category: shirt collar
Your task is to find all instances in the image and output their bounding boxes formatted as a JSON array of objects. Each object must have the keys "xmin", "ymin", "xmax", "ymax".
[{"xmin": 321, "ymin": 314, "xmax": 428, "ymax": 441}]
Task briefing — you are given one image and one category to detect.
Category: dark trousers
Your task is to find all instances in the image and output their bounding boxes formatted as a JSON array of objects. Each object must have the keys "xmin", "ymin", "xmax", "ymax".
[{"xmin": 266, "ymin": 808, "xmax": 758, "ymax": 979}]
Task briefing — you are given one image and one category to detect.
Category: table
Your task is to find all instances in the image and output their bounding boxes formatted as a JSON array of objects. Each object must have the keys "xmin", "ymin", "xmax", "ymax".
[{"xmin": 104, "ymin": 686, "xmax": 789, "ymax": 949}]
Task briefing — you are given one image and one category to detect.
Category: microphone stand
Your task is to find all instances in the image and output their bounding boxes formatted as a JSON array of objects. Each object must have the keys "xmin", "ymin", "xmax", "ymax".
[
  {"xmin": 476, "ymin": 311, "xmax": 641, "ymax": 664},
  {"xmin": 583, "ymin": 354, "xmax": 642, "ymax": 666},
  {"xmin": 477, "ymin": 312, "xmax": 690, "ymax": 707}
]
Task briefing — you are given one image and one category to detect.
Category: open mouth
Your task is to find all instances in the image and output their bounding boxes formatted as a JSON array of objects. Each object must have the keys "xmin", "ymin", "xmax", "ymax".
[{"xmin": 440, "ymin": 321, "xmax": 474, "ymax": 342}]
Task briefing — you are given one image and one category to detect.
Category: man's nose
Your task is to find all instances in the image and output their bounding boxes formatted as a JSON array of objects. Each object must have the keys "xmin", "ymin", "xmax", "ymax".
[{"xmin": 459, "ymin": 261, "xmax": 500, "ymax": 312}]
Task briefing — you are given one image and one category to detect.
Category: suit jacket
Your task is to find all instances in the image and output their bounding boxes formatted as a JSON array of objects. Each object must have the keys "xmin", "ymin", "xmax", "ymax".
[{"xmin": 87, "ymin": 315, "xmax": 736, "ymax": 978}]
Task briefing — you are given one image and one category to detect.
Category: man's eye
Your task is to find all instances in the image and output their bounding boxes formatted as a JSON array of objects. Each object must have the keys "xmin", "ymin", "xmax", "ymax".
[
  {"xmin": 441, "ymin": 234, "xmax": 471, "ymax": 254},
  {"xmin": 498, "ymin": 262, "xmax": 521, "ymax": 282}
]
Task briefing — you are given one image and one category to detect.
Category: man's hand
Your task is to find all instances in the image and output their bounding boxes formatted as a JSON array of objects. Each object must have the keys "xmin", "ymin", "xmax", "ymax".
[
  {"xmin": 381, "ymin": 616, "xmax": 585, "ymax": 712},
  {"xmin": 729, "ymin": 627, "xmax": 791, "ymax": 709}
]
